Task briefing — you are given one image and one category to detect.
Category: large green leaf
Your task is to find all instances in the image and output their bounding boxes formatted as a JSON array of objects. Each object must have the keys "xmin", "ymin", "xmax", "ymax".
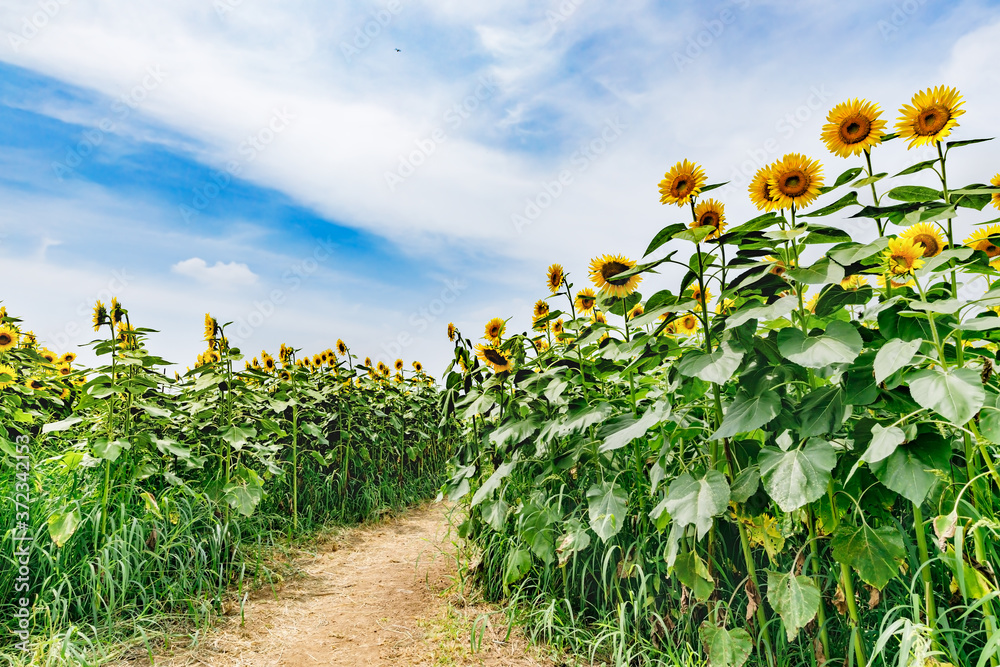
[
  {"xmin": 861, "ymin": 423, "xmax": 905, "ymax": 464},
  {"xmin": 48, "ymin": 509, "xmax": 81, "ymax": 547},
  {"xmin": 675, "ymin": 551, "xmax": 715, "ymax": 601},
  {"xmin": 504, "ymin": 548, "xmax": 532, "ymax": 585},
  {"xmin": 777, "ymin": 320, "xmax": 863, "ymax": 369},
  {"xmin": 766, "ymin": 569, "xmax": 821, "ymax": 642},
  {"xmin": 471, "ymin": 457, "xmax": 517, "ymax": 507},
  {"xmin": 676, "ymin": 342, "xmax": 744, "ymax": 385},
  {"xmin": 830, "ymin": 524, "xmax": 905, "ymax": 589},
  {"xmin": 874, "ymin": 338, "xmax": 922, "ymax": 384},
  {"xmin": 786, "ymin": 257, "xmax": 845, "ymax": 285},
  {"xmin": 795, "ymin": 385, "xmax": 848, "ymax": 437},
  {"xmin": 699, "ymin": 623, "xmax": 753, "ymax": 667},
  {"xmin": 480, "ymin": 498, "xmax": 509, "ymax": 531},
  {"xmin": 907, "ymin": 367, "xmax": 984, "ymax": 425},
  {"xmin": 663, "ymin": 471, "xmax": 730, "ymax": 540},
  {"xmin": 870, "ymin": 435, "xmax": 950, "ymax": 505},
  {"xmin": 711, "ymin": 389, "xmax": 781, "ymax": 440},
  {"xmin": 521, "ymin": 494, "xmax": 560, "ymax": 563},
  {"xmin": 730, "ymin": 466, "xmax": 760, "ymax": 504},
  {"xmin": 586, "ymin": 481, "xmax": 628, "ymax": 543},
  {"xmin": 556, "ymin": 518, "xmax": 592, "ymax": 567},
  {"xmin": 759, "ymin": 438, "xmax": 837, "ymax": 512},
  {"xmin": 598, "ymin": 401, "xmax": 671, "ymax": 453},
  {"xmin": 725, "ymin": 295, "xmax": 798, "ymax": 329},
  {"xmin": 979, "ymin": 390, "xmax": 1000, "ymax": 445}
]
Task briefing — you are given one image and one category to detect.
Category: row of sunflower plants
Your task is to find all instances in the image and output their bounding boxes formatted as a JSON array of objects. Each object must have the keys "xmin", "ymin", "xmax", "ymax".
[
  {"xmin": 0, "ymin": 305, "xmax": 451, "ymax": 659},
  {"xmin": 441, "ymin": 86, "xmax": 1000, "ymax": 666}
]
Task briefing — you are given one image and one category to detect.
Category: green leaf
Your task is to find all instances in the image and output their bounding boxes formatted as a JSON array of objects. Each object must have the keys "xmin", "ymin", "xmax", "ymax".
[
  {"xmin": 759, "ymin": 438, "xmax": 837, "ymax": 512},
  {"xmin": 556, "ymin": 518, "xmax": 591, "ymax": 567},
  {"xmin": 852, "ymin": 172, "xmax": 888, "ymax": 187},
  {"xmin": 800, "ymin": 191, "xmax": 859, "ymax": 217},
  {"xmin": 861, "ymin": 424, "xmax": 905, "ymax": 464},
  {"xmin": 663, "ymin": 471, "xmax": 730, "ymax": 540},
  {"xmin": 91, "ymin": 438, "xmax": 130, "ymax": 463},
  {"xmin": 725, "ymin": 295, "xmax": 798, "ymax": 329},
  {"xmin": 520, "ymin": 494, "xmax": 560, "ymax": 563},
  {"xmin": 795, "ymin": 385, "xmax": 848, "ymax": 437},
  {"xmin": 598, "ymin": 401, "xmax": 670, "ymax": 453},
  {"xmin": 42, "ymin": 416, "xmax": 84, "ymax": 434},
  {"xmin": 870, "ymin": 435, "xmax": 950, "ymax": 505},
  {"xmin": 676, "ymin": 342, "xmax": 744, "ymax": 384},
  {"xmin": 481, "ymin": 498, "xmax": 509, "ymax": 531},
  {"xmin": 47, "ymin": 509, "xmax": 81, "ymax": 547},
  {"xmin": 874, "ymin": 338, "xmax": 922, "ymax": 384},
  {"xmin": 644, "ymin": 224, "xmax": 688, "ymax": 257},
  {"xmin": 730, "ymin": 466, "xmax": 760, "ymax": 504},
  {"xmin": 887, "ymin": 185, "xmax": 942, "ymax": 203},
  {"xmin": 907, "ymin": 367, "xmax": 984, "ymax": 425},
  {"xmin": 946, "ymin": 137, "xmax": 993, "ymax": 150},
  {"xmin": 830, "ymin": 524, "xmax": 905, "ymax": 589},
  {"xmin": 829, "ymin": 237, "xmax": 888, "ymax": 264},
  {"xmin": 979, "ymin": 391, "xmax": 1000, "ymax": 445},
  {"xmin": 699, "ymin": 623, "xmax": 752, "ymax": 667},
  {"xmin": 766, "ymin": 570, "xmax": 821, "ymax": 642},
  {"xmin": 221, "ymin": 425, "xmax": 257, "ymax": 452},
  {"xmin": 471, "ymin": 457, "xmax": 518, "ymax": 507},
  {"xmin": 894, "ymin": 159, "xmax": 939, "ymax": 177},
  {"xmin": 777, "ymin": 320, "xmax": 863, "ymax": 369},
  {"xmin": 815, "ymin": 285, "xmax": 874, "ymax": 318},
  {"xmin": 786, "ymin": 257, "xmax": 845, "ymax": 285},
  {"xmin": 674, "ymin": 225, "xmax": 718, "ymax": 243},
  {"xmin": 675, "ymin": 551, "xmax": 715, "ymax": 601},
  {"xmin": 586, "ymin": 481, "xmax": 629, "ymax": 543},
  {"xmin": 504, "ymin": 548, "xmax": 532, "ymax": 585},
  {"xmin": 711, "ymin": 389, "xmax": 781, "ymax": 440}
]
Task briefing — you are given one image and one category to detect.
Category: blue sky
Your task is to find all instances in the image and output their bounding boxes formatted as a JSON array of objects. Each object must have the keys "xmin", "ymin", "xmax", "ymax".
[{"xmin": 1, "ymin": 0, "xmax": 999, "ymax": 374}]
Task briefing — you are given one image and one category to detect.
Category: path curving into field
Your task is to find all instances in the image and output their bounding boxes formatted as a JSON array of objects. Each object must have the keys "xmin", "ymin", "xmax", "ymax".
[{"xmin": 127, "ymin": 504, "xmax": 550, "ymax": 667}]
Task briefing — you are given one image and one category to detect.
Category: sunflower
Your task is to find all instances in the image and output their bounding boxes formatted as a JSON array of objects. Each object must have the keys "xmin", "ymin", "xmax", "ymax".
[
  {"xmin": 320, "ymin": 350, "xmax": 329, "ymax": 364},
  {"xmin": 547, "ymin": 264, "xmax": 565, "ymax": 294},
  {"xmin": 394, "ymin": 358, "xmax": 404, "ymax": 371},
  {"xmin": 589, "ymin": 254, "xmax": 642, "ymax": 297},
  {"xmin": 748, "ymin": 165, "xmax": 780, "ymax": 212},
  {"xmin": 659, "ymin": 159, "xmax": 707, "ymax": 207},
  {"xmin": 280, "ymin": 369, "xmax": 291, "ymax": 381},
  {"xmin": 533, "ymin": 336, "xmax": 550, "ymax": 352},
  {"xmin": 715, "ymin": 298, "xmax": 736, "ymax": 315},
  {"xmin": 895, "ymin": 86, "xmax": 965, "ymax": 149},
  {"xmin": 203, "ymin": 313, "xmax": 217, "ymax": 340},
  {"xmin": 767, "ymin": 153, "xmax": 824, "ymax": 210},
  {"xmin": 992, "ymin": 174, "xmax": 1000, "ymax": 210},
  {"xmin": 93, "ymin": 300, "xmax": 109, "ymax": 332},
  {"xmin": 326, "ymin": 350, "xmax": 337, "ymax": 367},
  {"xmin": 689, "ymin": 284, "xmax": 712, "ymax": 306},
  {"xmin": 59, "ymin": 387, "xmax": 70, "ymax": 400},
  {"xmin": 475, "ymin": 344, "xmax": 512, "ymax": 373},
  {"xmin": 675, "ymin": 313, "xmax": 700, "ymax": 336},
  {"xmin": 592, "ymin": 310, "xmax": 607, "ymax": 325},
  {"xmin": 60, "ymin": 352, "xmax": 76, "ymax": 364},
  {"xmin": 567, "ymin": 288, "xmax": 595, "ymax": 316},
  {"xmin": 627, "ymin": 303, "xmax": 644, "ymax": 320},
  {"xmin": 964, "ymin": 225, "xmax": 1000, "ymax": 268},
  {"xmin": 877, "ymin": 274, "xmax": 916, "ymax": 289},
  {"xmin": 313, "ymin": 354, "xmax": 323, "ymax": 367},
  {"xmin": 446, "ymin": 323, "xmax": 457, "ymax": 343},
  {"xmin": 691, "ymin": 199, "xmax": 726, "ymax": 240},
  {"xmin": 484, "ymin": 317, "xmax": 506, "ymax": 343},
  {"xmin": 412, "ymin": 361, "xmax": 423, "ymax": 372},
  {"xmin": 110, "ymin": 297, "xmax": 124, "ymax": 325},
  {"xmin": 377, "ymin": 361, "xmax": 389, "ymax": 376},
  {"xmin": 840, "ymin": 275, "xmax": 869, "ymax": 290},
  {"xmin": 0, "ymin": 363, "xmax": 15, "ymax": 389},
  {"xmin": 551, "ymin": 318, "xmax": 565, "ymax": 335},
  {"xmin": 765, "ymin": 255, "xmax": 795, "ymax": 277},
  {"xmin": 533, "ymin": 300, "xmax": 550, "ymax": 319},
  {"xmin": 806, "ymin": 294, "xmax": 820, "ymax": 313},
  {"xmin": 365, "ymin": 356, "xmax": 373, "ymax": 368},
  {"xmin": 900, "ymin": 222, "xmax": 945, "ymax": 258},
  {"xmin": 0, "ymin": 325, "xmax": 18, "ymax": 352},
  {"xmin": 821, "ymin": 98, "xmax": 887, "ymax": 158},
  {"xmin": 116, "ymin": 323, "xmax": 137, "ymax": 349},
  {"xmin": 205, "ymin": 349, "xmax": 221, "ymax": 364},
  {"xmin": 25, "ymin": 378, "xmax": 43, "ymax": 391},
  {"xmin": 883, "ymin": 237, "xmax": 925, "ymax": 277},
  {"xmin": 56, "ymin": 364, "xmax": 71, "ymax": 377},
  {"xmin": 21, "ymin": 331, "xmax": 36, "ymax": 349},
  {"xmin": 262, "ymin": 355, "xmax": 276, "ymax": 372}
]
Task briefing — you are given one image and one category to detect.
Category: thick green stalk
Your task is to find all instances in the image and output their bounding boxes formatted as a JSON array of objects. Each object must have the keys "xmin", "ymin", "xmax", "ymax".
[
  {"xmin": 807, "ymin": 511, "xmax": 832, "ymax": 660},
  {"xmin": 292, "ymin": 402, "xmax": 299, "ymax": 532},
  {"xmin": 840, "ymin": 562, "xmax": 868, "ymax": 666},
  {"xmin": 912, "ymin": 502, "xmax": 936, "ymax": 626}
]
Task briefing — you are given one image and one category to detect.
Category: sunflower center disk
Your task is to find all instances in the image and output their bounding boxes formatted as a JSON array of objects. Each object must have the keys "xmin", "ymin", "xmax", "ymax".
[
  {"xmin": 672, "ymin": 178, "xmax": 690, "ymax": 197},
  {"xmin": 912, "ymin": 235, "xmax": 938, "ymax": 257},
  {"xmin": 779, "ymin": 171, "xmax": 809, "ymax": 197},
  {"xmin": 917, "ymin": 104, "xmax": 949, "ymax": 135},
  {"xmin": 602, "ymin": 263, "xmax": 630, "ymax": 285},
  {"xmin": 839, "ymin": 115, "xmax": 871, "ymax": 144}
]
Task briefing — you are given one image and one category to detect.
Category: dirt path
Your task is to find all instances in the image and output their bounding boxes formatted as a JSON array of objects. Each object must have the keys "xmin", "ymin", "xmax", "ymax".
[{"xmin": 127, "ymin": 505, "xmax": 552, "ymax": 667}]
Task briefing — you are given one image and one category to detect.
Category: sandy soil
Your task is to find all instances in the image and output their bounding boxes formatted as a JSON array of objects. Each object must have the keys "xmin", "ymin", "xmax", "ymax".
[{"xmin": 119, "ymin": 504, "xmax": 554, "ymax": 667}]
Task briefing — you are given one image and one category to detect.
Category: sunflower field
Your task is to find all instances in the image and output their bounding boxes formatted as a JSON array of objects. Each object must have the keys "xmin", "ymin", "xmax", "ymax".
[
  {"xmin": 0, "ymin": 307, "xmax": 452, "ymax": 661},
  {"xmin": 442, "ymin": 86, "xmax": 1000, "ymax": 666}
]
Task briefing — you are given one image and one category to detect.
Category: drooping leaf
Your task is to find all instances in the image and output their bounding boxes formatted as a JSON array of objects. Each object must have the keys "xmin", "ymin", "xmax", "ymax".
[
  {"xmin": 777, "ymin": 320, "xmax": 863, "ymax": 369},
  {"xmin": 786, "ymin": 257, "xmax": 845, "ymax": 285},
  {"xmin": 481, "ymin": 498, "xmax": 509, "ymax": 531},
  {"xmin": 711, "ymin": 389, "xmax": 781, "ymax": 440},
  {"xmin": 795, "ymin": 385, "xmax": 848, "ymax": 437},
  {"xmin": 471, "ymin": 456, "xmax": 518, "ymax": 507},
  {"xmin": 874, "ymin": 338, "xmax": 922, "ymax": 384},
  {"xmin": 675, "ymin": 551, "xmax": 715, "ymax": 601},
  {"xmin": 586, "ymin": 481, "xmax": 629, "ymax": 543},
  {"xmin": 504, "ymin": 548, "xmax": 532, "ymax": 585},
  {"xmin": 730, "ymin": 466, "xmax": 760, "ymax": 504},
  {"xmin": 663, "ymin": 471, "xmax": 730, "ymax": 540},
  {"xmin": 42, "ymin": 416, "xmax": 84, "ymax": 434},
  {"xmin": 907, "ymin": 367, "xmax": 984, "ymax": 425},
  {"xmin": 766, "ymin": 569, "xmax": 821, "ymax": 642},
  {"xmin": 556, "ymin": 518, "xmax": 592, "ymax": 567},
  {"xmin": 598, "ymin": 401, "xmax": 670, "ymax": 453},
  {"xmin": 677, "ymin": 342, "xmax": 744, "ymax": 385},
  {"xmin": 870, "ymin": 435, "xmax": 950, "ymax": 505},
  {"xmin": 699, "ymin": 623, "xmax": 753, "ymax": 667},
  {"xmin": 830, "ymin": 523, "xmax": 905, "ymax": 589},
  {"xmin": 861, "ymin": 424, "xmax": 905, "ymax": 464},
  {"xmin": 47, "ymin": 509, "xmax": 81, "ymax": 547},
  {"xmin": 978, "ymin": 390, "xmax": 1000, "ymax": 445},
  {"xmin": 725, "ymin": 295, "xmax": 798, "ymax": 329},
  {"xmin": 759, "ymin": 438, "xmax": 837, "ymax": 512},
  {"xmin": 521, "ymin": 494, "xmax": 560, "ymax": 563}
]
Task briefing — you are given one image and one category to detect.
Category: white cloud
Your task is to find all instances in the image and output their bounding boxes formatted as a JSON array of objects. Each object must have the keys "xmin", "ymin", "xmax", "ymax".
[{"xmin": 171, "ymin": 257, "xmax": 258, "ymax": 287}]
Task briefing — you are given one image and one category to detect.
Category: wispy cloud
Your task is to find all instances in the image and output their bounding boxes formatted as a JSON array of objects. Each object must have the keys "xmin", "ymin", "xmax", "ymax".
[{"xmin": 171, "ymin": 258, "xmax": 258, "ymax": 287}]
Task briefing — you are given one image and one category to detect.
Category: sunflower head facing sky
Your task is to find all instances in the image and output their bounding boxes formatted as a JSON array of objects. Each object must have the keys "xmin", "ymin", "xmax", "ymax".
[
  {"xmin": 484, "ymin": 317, "xmax": 505, "ymax": 343},
  {"xmin": 691, "ymin": 199, "xmax": 726, "ymax": 240},
  {"xmin": 0, "ymin": 325, "xmax": 18, "ymax": 352},
  {"xmin": 900, "ymin": 223, "xmax": 945, "ymax": 258},
  {"xmin": 475, "ymin": 344, "xmax": 512, "ymax": 373},
  {"xmin": 895, "ymin": 85, "xmax": 965, "ymax": 149},
  {"xmin": 447, "ymin": 322, "xmax": 457, "ymax": 342},
  {"xmin": 965, "ymin": 225, "xmax": 1000, "ymax": 268},
  {"xmin": 547, "ymin": 264, "xmax": 565, "ymax": 294},
  {"xmin": 575, "ymin": 288, "xmax": 597, "ymax": 315},
  {"xmin": 767, "ymin": 153, "xmax": 824, "ymax": 210},
  {"xmin": 821, "ymin": 98, "xmax": 886, "ymax": 158},
  {"xmin": 659, "ymin": 159, "xmax": 707, "ymax": 207},
  {"xmin": 61, "ymin": 352, "xmax": 76, "ymax": 364},
  {"xmin": 689, "ymin": 284, "xmax": 712, "ymax": 305},
  {"xmin": 883, "ymin": 237, "xmax": 925, "ymax": 277},
  {"xmin": 589, "ymin": 254, "xmax": 642, "ymax": 298},
  {"xmin": 412, "ymin": 361, "xmax": 422, "ymax": 372},
  {"xmin": 748, "ymin": 165, "xmax": 780, "ymax": 212}
]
